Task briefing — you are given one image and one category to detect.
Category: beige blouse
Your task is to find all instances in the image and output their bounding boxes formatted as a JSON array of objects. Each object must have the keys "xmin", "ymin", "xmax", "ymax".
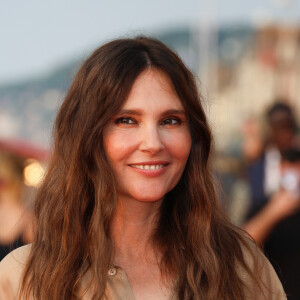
[{"xmin": 0, "ymin": 244, "xmax": 287, "ymax": 300}]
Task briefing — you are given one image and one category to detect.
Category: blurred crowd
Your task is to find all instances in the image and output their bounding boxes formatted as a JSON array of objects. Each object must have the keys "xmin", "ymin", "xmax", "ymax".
[{"xmin": 241, "ymin": 101, "xmax": 300, "ymax": 299}]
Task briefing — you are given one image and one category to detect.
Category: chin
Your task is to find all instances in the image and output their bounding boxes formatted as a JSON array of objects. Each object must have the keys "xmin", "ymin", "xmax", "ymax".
[
  {"xmin": 132, "ymin": 191, "xmax": 166, "ymax": 203},
  {"xmin": 135, "ymin": 195, "xmax": 164, "ymax": 203}
]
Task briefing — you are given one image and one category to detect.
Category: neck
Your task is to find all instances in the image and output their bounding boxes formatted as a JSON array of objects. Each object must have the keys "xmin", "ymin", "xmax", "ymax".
[{"xmin": 111, "ymin": 196, "xmax": 162, "ymax": 264}]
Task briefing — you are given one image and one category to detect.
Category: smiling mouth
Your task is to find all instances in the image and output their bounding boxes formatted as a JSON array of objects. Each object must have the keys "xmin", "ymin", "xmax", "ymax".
[{"xmin": 129, "ymin": 164, "xmax": 167, "ymax": 170}]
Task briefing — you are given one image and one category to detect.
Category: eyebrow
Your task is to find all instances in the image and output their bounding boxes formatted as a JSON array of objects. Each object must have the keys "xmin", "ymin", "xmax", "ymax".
[{"xmin": 118, "ymin": 109, "xmax": 187, "ymax": 116}]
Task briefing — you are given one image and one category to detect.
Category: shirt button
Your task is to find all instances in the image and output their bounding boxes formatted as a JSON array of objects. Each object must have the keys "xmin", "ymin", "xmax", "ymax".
[{"xmin": 108, "ymin": 268, "xmax": 117, "ymax": 276}]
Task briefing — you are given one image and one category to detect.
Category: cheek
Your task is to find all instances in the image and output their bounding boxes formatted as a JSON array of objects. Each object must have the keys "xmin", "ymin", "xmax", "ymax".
[
  {"xmin": 164, "ymin": 131, "xmax": 192, "ymax": 160},
  {"xmin": 103, "ymin": 130, "xmax": 137, "ymax": 163}
]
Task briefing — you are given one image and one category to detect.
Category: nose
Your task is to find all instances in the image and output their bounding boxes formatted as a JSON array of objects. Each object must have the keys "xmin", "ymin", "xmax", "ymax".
[{"xmin": 139, "ymin": 125, "xmax": 164, "ymax": 154}]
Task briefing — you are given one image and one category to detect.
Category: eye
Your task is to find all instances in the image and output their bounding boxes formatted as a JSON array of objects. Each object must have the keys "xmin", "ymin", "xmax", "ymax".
[
  {"xmin": 115, "ymin": 117, "xmax": 136, "ymax": 124},
  {"xmin": 161, "ymin": 117, "xmax": 182, "ymax": 125}
]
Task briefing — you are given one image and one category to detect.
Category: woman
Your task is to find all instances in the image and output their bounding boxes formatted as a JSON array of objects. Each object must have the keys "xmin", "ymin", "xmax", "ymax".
[{"xmin": 0, "ymin": 37, "xmax": 285, "ymax": 299}]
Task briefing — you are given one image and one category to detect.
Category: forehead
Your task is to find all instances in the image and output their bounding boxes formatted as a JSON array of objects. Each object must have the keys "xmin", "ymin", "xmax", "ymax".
[{"xmin": 122, "ymin": 68, "xmax": 184, "ymax": 110}]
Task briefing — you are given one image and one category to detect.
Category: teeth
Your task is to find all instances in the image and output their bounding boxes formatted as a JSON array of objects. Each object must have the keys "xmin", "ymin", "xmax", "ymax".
[{"xmin": 131, "ymin": 164, "xmax": 165, "ymax": 170}]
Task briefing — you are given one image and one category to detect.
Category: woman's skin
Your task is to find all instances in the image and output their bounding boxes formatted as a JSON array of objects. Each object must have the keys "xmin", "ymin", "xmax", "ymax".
[{"xmin": 103, "ymin": 69, "xmax": 192, "ymax": 300}]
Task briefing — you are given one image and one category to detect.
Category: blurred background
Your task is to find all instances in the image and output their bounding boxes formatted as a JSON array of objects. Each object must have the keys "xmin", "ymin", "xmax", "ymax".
[{"xmin": 1, "ymin": 0, "xmax": 300, "ymax": 298}]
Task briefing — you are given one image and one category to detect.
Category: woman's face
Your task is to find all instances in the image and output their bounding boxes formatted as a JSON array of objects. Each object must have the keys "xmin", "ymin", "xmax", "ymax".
[{"xmin": 103, "ymin": 69, "xmax": 192, "ymax": 204}]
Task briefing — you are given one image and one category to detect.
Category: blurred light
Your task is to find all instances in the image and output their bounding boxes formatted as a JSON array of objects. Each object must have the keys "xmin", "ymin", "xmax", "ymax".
[{"xmin": 24, "ymin": 159, "xmax": 45, "ymax": 187}]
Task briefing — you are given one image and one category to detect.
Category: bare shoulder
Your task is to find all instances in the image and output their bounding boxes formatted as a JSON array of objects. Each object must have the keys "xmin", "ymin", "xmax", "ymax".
[
  {"xmin": 239, "ymin": 237, "xmax": 287, "ymax": 300},
  {"xmin": 0, "ymin": 244, "xmax": 32, "ymax": 299}
]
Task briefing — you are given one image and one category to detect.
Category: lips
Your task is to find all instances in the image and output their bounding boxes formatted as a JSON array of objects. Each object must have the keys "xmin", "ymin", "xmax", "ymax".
[{"xmin": 128, "ymin": 161, "xmax": 169, "ymax": 176}]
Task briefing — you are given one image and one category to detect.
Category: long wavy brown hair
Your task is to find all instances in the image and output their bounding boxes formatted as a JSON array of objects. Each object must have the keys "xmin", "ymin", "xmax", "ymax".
[{"xmin": 20, "ymin": 37, "xmax": 261, "ymax": 299}]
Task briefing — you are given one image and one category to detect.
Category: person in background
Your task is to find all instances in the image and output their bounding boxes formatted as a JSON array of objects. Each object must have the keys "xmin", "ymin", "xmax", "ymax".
[
  {"xmin": 243, "ymin": 102, "xmax": 300, "ymax": 300},
  {"xmin": 244, "ymin": 102, "xmax": 299, "ymax": 215}
]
